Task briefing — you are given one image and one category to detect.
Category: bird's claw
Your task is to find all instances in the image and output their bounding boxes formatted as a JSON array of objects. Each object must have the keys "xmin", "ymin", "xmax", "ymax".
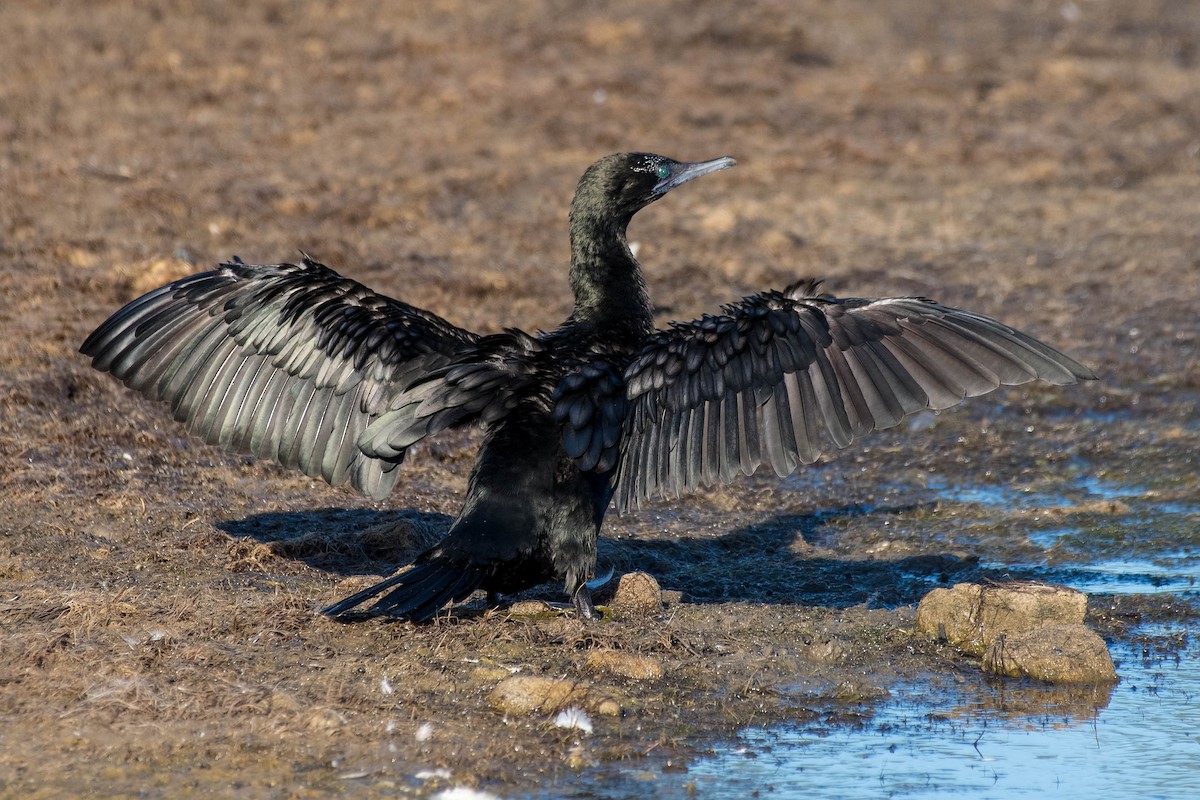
[
  {"xmin": 573, "ymin": 585, "xmax": 597, "ymax": 620},
  {"xmin": 584, "ymin": 566, "xmax": 615, "ymax": 593}
]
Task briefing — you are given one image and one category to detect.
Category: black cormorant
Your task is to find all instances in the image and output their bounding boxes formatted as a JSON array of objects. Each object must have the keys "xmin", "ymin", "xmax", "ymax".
[{"xmin": 81, "ymin": 153, "xmax": 1094, "ymax": 621}]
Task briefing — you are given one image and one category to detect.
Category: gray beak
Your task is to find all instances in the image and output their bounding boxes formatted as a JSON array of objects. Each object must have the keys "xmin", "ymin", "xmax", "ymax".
[{"xmin": 654, "ymin": 155, "xmax": 737, "ymax": 193}]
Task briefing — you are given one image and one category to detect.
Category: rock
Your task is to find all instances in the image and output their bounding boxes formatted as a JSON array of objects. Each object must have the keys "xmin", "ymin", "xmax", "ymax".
[
  {"xmin": 585, "ymin": 649, "xmax": 664, "ymax": 681},
  {"xmin": 506, "ymin": 600, "xmax": 559, "ymax": 618},
  {"xmin": 304, "ymin": 706, "xmax": 348, "ymax": 731},
  {"xmin": 594, "ymin": 698, "xmax": 621, "ymax": 717},
  {"xmin": 610, "ymin": 572, "xmax": 663, "ymax": 616},
  {"xmin": 487, "ymin": 675, "xmax": 627, "ymax": 717},
  {"xmin": 488, "ymin": 676, "xmax": 583, "ymax": 716},
  {"xmin": 983, "ymin": 624, "xmax": 1117, "ymax": 684},
  {"xmin": 917, "ymin": 581, "xmax": 1115, "ymax": 684},
  {"xmin": 470, "ymin": 665, "xmax": 513, "ymax": 682},
  {"xmin": 916, "ymin": 581, "xmax": 1086, "ymax": 655}
]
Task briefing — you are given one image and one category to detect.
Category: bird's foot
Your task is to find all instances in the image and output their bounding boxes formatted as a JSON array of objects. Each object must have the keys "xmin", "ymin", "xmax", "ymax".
[{"xmin": 572, "ymin": 585, "xmax": 597, "ymax": 620}]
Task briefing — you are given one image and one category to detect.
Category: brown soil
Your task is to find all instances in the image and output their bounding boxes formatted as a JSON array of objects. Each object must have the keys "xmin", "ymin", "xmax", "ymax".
[{"xmin": 2, "ymin": 1, "xmax": 1198, "ymax": 797}]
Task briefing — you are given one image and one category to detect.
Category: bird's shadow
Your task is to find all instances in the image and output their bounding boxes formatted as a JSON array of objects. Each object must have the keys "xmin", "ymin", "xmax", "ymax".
[
  {"xmin": 600, "ymin": 503, "xmax": 980, "ymax": 609},
  {"xmin": 217, "ymin": 507, "xmax": 453, "ymax": 577},
  {"xmin": 219, "ymin": 502, "xmax": 981, "ymax": 610}
]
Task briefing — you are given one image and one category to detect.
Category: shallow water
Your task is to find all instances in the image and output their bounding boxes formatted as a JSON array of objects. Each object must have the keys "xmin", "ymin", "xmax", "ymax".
[
  {"xmin": 542, "ymin": 628, "xmax": 1199, "ymax": 800},
  {"xmin": 1032, "ymin": 554, "xmax": 1200, "ymax": 596},
  {"xmin": 686, "ymin": 634, "xmax": 1200, "ymax": 800},
  {"xmin": 540, "ymin": 469, "xmax": 1200, "ymax": 800},
  {"xmin": 687, "ymin": 471, "xmax": 1199, "ymax": 798},
  {"xmin": 917, "ymin": 462, "xmax": 1199, "ymax": 596}
]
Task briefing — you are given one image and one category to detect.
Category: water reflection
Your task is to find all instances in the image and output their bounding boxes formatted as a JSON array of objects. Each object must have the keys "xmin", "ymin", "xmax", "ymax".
[
  {"xmin": 682, "ymin": 631, "xmax": 1196, "ymax": 799},
  {"xmin": 923, "ymin": 470, "xmax": 1200, "ymax": 597},
  {"xmin": 1039, "ymin": 558, "xmax": 1200, "ymax": 596},
  {"xmin": 532, "ymin": 629, "xmax": 1197, "ymax": 800}
]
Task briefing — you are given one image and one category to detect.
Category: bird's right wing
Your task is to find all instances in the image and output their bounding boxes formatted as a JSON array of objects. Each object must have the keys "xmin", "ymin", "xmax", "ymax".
[
  {"xmin": 612, "ymin": 281, "xmax": 1094, "ymax": 510},
  {"xmin": 81, "ymin": 257, "xmax": 478, "ymax": 498}
]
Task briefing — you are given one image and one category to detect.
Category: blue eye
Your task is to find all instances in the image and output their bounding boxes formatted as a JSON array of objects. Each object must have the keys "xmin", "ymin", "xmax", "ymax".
[{"xmin": 655, "ymin": 164, "xmax": 671, "ymax": 180}]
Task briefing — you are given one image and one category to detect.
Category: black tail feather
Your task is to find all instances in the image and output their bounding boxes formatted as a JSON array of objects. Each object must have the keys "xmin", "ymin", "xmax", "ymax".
[
  {"xmin": 322, "ymin": 559, "xmax": 484, "ymax": 622},
  {"xmin": 378, "ymin": 566, "xmax": 481, "ymax": 621}
]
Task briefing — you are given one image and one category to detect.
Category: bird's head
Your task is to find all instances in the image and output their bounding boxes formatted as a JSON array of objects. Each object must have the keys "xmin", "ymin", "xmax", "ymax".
[{"xmin": 572, "ymin": 152, "xmax": 737, "ymax": 224}]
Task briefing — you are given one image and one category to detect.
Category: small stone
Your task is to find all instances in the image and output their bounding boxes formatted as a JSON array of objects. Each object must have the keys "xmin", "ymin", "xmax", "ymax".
[
  {"xmin": 585, "ymin": 649, "xmax": 664, "ymax": 681},
  {"xmin": 506, "ymin": 600, "xmax": 559, "ymax": 617},
  {"xmin": 984, "ymin": 624, "xmax": 1117, "ymax": 684},
  {"xmin": 610, "ymin": 572, "xmax": 663, "ymax": 616},
  {"xmin": 918, "ymin": 581, "xmax": 1115, "ymax": 683},
  {"xmin": 488, "ymin": 676, "xmax": 583, "ymax": 716},
  {"xmin": 304, "ymin": 706, "xmax": 348, "ymax": 731},
  {"xmin": 470, "ymin": 665, "xmax": 512, "ymax": 682},
  {"xmin": 594, "ymin": 699, "xmax": 622, "ymax": 717},
  {"xmin": 916, "ymin": 581, "xmax": 1086, "ymax": 655}
]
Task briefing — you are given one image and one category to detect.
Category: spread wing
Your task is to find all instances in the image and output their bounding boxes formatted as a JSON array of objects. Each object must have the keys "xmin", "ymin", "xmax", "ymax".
[
  {"xmin": 81, "ymin": 256, "xmax": 479, "ymax": 498},
  {"xmin": 613, "ymin": 281, "xmax": 1095, "ymax": 510},
  {"xmin": 357, "ymin": 329, "xmax": 551, "ymax": 460}
]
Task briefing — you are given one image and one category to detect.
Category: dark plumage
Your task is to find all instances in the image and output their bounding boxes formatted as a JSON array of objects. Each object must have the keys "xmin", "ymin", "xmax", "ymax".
[{"xmin": 81, "ymin": 153, "xmax": 1095, "ymax": 622}]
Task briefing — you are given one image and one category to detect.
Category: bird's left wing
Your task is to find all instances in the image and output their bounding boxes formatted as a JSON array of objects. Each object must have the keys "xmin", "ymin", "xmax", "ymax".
[{"xmin": 612, "ymin": 281, "xmax": 1094, "ymax": 510}]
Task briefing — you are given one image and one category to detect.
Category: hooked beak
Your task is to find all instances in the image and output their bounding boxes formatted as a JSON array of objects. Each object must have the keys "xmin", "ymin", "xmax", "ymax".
[{"xmin": 654, "ymin": 155, "xmax": 737, "ymax": 194}]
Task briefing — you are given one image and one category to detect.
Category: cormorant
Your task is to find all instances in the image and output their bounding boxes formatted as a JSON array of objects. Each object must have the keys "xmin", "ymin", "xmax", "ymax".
[{"xmin": 81, "ymin": 153, "xmax": 1094, "ymax": 622}]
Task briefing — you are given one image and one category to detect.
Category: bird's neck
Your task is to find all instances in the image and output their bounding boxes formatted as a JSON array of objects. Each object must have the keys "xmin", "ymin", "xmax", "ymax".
[{"xmin": 567, "ymin": 212, "xmax": 654, "ymax": 347}]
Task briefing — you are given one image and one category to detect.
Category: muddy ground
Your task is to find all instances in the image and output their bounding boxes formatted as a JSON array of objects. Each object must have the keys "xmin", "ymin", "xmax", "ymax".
[{"xmin": 2, "ymin": 1, "xmax": 1199, "ymax": 797}]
